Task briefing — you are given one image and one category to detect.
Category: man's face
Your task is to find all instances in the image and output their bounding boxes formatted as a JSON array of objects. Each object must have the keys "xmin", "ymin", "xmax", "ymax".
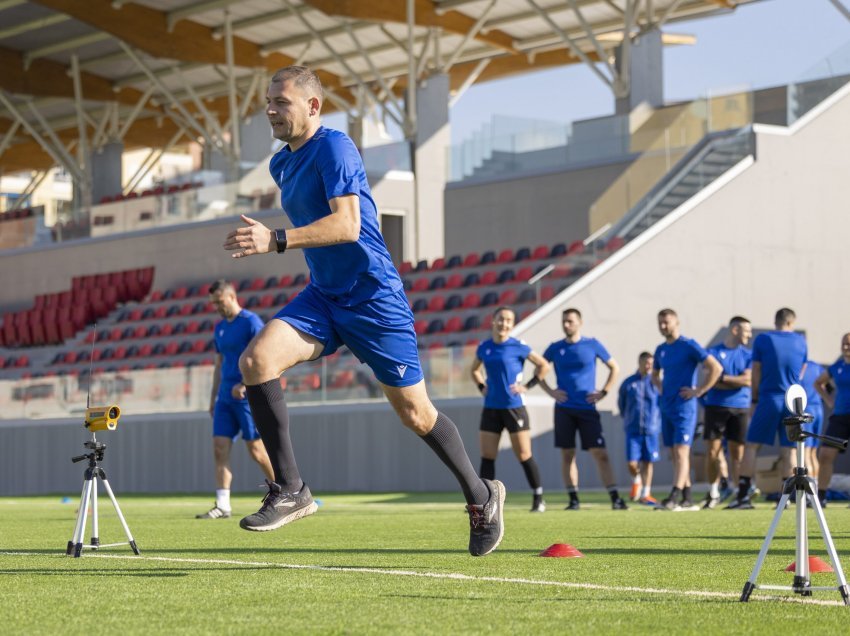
[
  {"xmin": 842, "ymin": 334, "xmax": 850, "ymax": 359},
  {"xmin": 731, "ymin": 321, "xmax": 753, "ymax": 346},
  {"xmin": 492, "ymin": 309, "xmax": 515, "ymax": 339},
  {"xmin": 562, "ymin": 312, "xmax": 581, "ymax": 338},
  {"xmin": 640, "ymin": 355, "xmax": 653, "ymax": 376},
  {"xmin": 266, "ymin": 79, "xmax": 315, "ymax": 143},
  {"xmin": 209, "ymin": 289, "xmax": 236, "ymax": 318},
  {"xmin": 658, "ymin": 313, "xmax": 678, "ymax": 338}
]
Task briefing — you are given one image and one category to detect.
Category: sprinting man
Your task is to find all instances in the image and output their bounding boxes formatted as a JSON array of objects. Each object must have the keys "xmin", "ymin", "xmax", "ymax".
[
  {"xmin": 541, "ymin": 308, "xmax": 627, "ymax": 510},
  {"xmin": 617, "ymin": 352, "xmax": 661, "ymax": 505},
  {"xmin": 653, "ymin": 309, "xmax": 722, "ymax": 511},
  {"xmin": 814, "ymin": 333, "xmax": 850, "ymax": 508},
  {"xmin": 222, "ymin": 66, "xmax": 504, "ymax": 556},
  {"xmin": 198, "ymin": 279, "xmax": 274, "ymax": 519},
  {"xmin": 701, "ymin": 316, "xmax": 753, "ymax": 509},
  {"xmin": 728, "ymin": 308, "xmax": 807, "ymax": 509},
  {"xmin": 471, "ymin": 306, "xmax": 549, "ymax": 512}
]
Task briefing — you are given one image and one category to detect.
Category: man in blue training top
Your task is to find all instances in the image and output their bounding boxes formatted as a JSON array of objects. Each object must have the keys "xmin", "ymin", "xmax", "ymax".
[
  {"xmin": 198, "ymin": 279, "xmax": 274, "ymax": 519},
  {"xmin": 813, "ymin": 332, "xmax": 850, "ymax": 507},
  {"xmin": 701, "ymin": 316, "xmax": 753, "ymax": 509},
  {"xmin": 617, "ymin": 352, "xmax": 662, "ymax": 505},
  {"xmin": 541, "ymin": 308, "xmax": 627, "ymax": 510},
  {"xmin": 728, "ymin": 308, "xmax": 808, "ymax": 509},
  {"xmin": 652, "ymin": 309, "xmax": 722, "ymax": 511},
  {"xmin": 222, "ymin": 66, "xmax": 503, "ymax": 556}
]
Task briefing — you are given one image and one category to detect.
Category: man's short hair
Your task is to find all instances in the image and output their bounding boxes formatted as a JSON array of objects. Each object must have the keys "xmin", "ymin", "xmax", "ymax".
[
  {"xmin": 729, "ymin": 315, "xmax": 751, "ymax": 327},
  {"xmin": 563, "ymin": 308, "xmax": 582, "ymax": 320},
  {"xmin": 209, "ymin": 279, "xmax": 235, "ymax": 295},
  {"xmin": 271, "ymin": 66, "xmax": 324, "ymax": 103},
  {"xmin": 658, "ymin": 308, "xmax": 677, "ymax": 318},
  {"xmin": 775, "ymin": 307, "xmax": 796, "ymax": 325},
  {"xmin": 638, "ymin": 351, "xmax": 653, "ymax": 363},
  {"xmin": 492, "ymin": 306, "xmax": 515, "ymax": 318}
]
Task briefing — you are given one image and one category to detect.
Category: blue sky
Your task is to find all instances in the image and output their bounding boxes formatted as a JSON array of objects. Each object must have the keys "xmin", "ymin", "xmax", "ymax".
[{"xmin": 446, "ymin": 0, "xmax": 850, "ymax": 142}]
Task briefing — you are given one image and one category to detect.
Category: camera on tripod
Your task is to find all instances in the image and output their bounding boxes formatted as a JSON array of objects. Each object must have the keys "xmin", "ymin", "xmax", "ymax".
[
  {"xmin": 783, "ymin": 385, "xmax": 848, "ymax": 450},
  {"xmin": 84, "ymin": 405, "xmax": 121, "ymax": 432}
]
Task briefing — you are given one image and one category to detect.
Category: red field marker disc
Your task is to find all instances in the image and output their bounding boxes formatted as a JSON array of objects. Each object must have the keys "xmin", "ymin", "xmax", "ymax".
[
  {"xmin": 539, "ymin": 543, "xmax": 584, "ymax": 558},
  {"xmin": 784, "ymin": 556, "xmax": 834, "ymax": 573}
]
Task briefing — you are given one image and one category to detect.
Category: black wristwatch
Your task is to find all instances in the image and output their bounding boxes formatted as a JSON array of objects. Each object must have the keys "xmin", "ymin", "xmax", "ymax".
[{"xmin": 274, "ymin": 228, "xmax": 288, "ymax": 254}]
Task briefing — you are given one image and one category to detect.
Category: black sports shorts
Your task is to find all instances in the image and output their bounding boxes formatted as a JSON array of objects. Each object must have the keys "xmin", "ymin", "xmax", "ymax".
[
  {"xmin": 480, "ymin": 407, "xmax": 531, "ymax": 434},
  {"xmin": 825, "ymin": 413, "xmax": 850, "ymax": 452},
  {"xmin": 703, "ymin": 406, "xmax": 748, "ymax": 443},
  {"xmin": 554, "ymin": 407, "xmax": 605, "ymax": 450}
]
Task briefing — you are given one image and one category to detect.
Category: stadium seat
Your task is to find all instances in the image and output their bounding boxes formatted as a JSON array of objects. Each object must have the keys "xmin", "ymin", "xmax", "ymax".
[
  {"xmin": 516, "ymin": 266, "xmax": 534, "ymax": 281},
  {"xmin": 498, "ymin": 289, "xmax": 517, "ymax": 305},
  {"xmin": 446, "ymin": 255, "xmax": 463, "ymax": 269},
  {"xmin": 185, "ymin": 321, "xmax": 200, "ymax": 334},
  {"xmin": 147, "ymin": 324, "xmax": 161, "ymax": 337},
  {"xmin": 159, "ymin": 323, "xmax": 174, "ymax": 337},
  {"xmin": 514, "ymin": 247, "xmax": 531, "ymax": 261},
  {"xmin": 429, "ymin": 276, "xmax": 446, "ymax": 291},
  {"xmin": 179, "ymin": 303, "xmax": 193, "ymax": 317},
  {"xmin": 480, "ymin": 270, "xmax": 498, "ymax": 286},
  {"xmin": 532, "ymin": 245, "xmax": 550, "ymax": 260},
  {"xmin": 264, "ymin": 276, "xmax": 278, "ymax": 289},
  {"xmin": 550, "ymin": 243, "xmax": 567, "ymax": 257},
  {"xmin": 177, "ymin": 341, "xmax": 192, "ymax": 354},
  {"xmin": 567, "ymin": 240, "xmax": 585, "ymax": 255},
  {"xmin": 481, "ymin": 291, "xmax": 499, "ymax": 306},
  {"xmin": 191, "ymin": 339, "xmax": 206, "ymax": 353},
  {"xmin": 292, "ymin": 273, "xmax": 306, "ymax": 286},
  {"xmin": 274, "ymin": 292, "xmax": 289, "ymax": 305},
  {"xmin": 276, "ymin": 275, "xmax": 294, "ymax": 288},
  {"xmin": 133, "ymin": 325, "xmax": 147, "ymax": 339},
  {"xmin": 149, "ymin": 290, "xmax": 164, "ymax": 302},
  {"xmin": 426, "ymin": 318, "xmax": 444, "ymax": 334},
  {"xmin": 412, "ymin": 278, "xmax": 429, "ymax": 293},
  {"xmin": 398, "ymin": 261, "xmax": 413, "ymax": 275},
  {"xmin": 431, "ymin": 257, "xmax": 446, "ymax": 270},
  {"xmin": 245, "ymin": 295, "xmax": 260, "ymax": 308},
  {"xmin": 541, "ymin": 286, "xmax": 555, "ymax": 302},
  {"xmin": 259, "ymin": 294, "xmax": 275, "ymax": 308},
  {"xmin": 606, "ymin": 236, "xmax": 626, "ymax": 252},
  {"xmin": 413, "ymin": 320, "xmax": 428, "ymax": 336},
  {"xmin": 427, "ymin": 295, "xmax": 446, "ymax": 312},
  {"xmin": 414, "ymin": 260, "xmax": 428, "ymax": 272},
  {"xmin": 496, "ymin": 249, "xmax": 514, "ymax": 263},
  {"xmin": 412, "ymin": 298, "xmax": 428, "ymax": 313},
  {"xmin": 462, "ymin": 253, "xmax": 480, "ymax": 268},
  {"xmin": 518, "ymin": 288, "xmax": 536, "ymax": 304},
  {"xmin": 237, "ymin": 279, "xmax": 252, "ymax": 292},
  {"xmin": 444, "ymin": 316, "xmax": 462, "ymax": 333},
  {"xmin": 463, "ymin": 315, "xmax": 481, "ymax": 331},
  {"xmin": 198, "ymin": 282, "xmax": 212, "ymax": 296},
  {"xmin": 128, "ymin": 308, "xmax": 143, "ymax": 322},
  {"xmin": 428, "ymin": 340, "xmax": 444, "ymax": 350},
  {"xmin": 154, "ymin": 306, "xmax": 168, "ymax": 319},
  {"xmin": 497, "ymin": 269, "xmax": 515, "ymax": 284},
  {"xmin": 445, "ymin": 294, "xmax": 463, "ymax": 310},
  {"xmin": 462, "ymin": 272, "xmax": 480, "ymax": 287},
  {"xmin": 199, "ymin": 319, "xmax": 214, "ymax": 332},
  {"xmin": 249, "ymin": 277, "xmax": 265, "ymax": 291},
  {"xmin": 445, "ymin": 273, "xmax": 463, "ymax": 289},
  {"xmin": 462, "ymin": 292, "xmax": 480, "ymax": 309}
]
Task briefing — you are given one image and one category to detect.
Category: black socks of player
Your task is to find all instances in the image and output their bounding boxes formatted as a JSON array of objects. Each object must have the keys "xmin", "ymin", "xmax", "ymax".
[
  {"xmin": 521, "ymin": 458, "xmax": 541, "ymax": 491},
  {"xmin": 480, "ymin": 458, "xmax": 495, "ymax": 480},
  {"xmin": 607, "ymin": 486, "xmax": 621, "ymax": 503},
  {"xmin": 737, "ymin": 476, "xmax": 752, "ymax": 501},
  {"xmin": 720, "ymin": 476, "xmax": 729, "ymax": 491},
  {"xmin": 245, "ymin": 380, "xmax": 304, "ymax": 494},
  {"xmin": 681, "ymin": 486, "xmax": 692, "ymax": 503},
  {"xmin": 421, "ymin": 412, "xmax": 490, "ymax": 506},
  {"xmin": 567, "ymin": 486, "xmax": 579, "ymax": 503}
]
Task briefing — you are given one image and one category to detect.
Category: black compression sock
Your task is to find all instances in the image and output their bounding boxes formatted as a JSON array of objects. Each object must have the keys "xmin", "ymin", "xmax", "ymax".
[
  {"xmin": 607, "ymin": 486, "xmax": 620, "ymax": 502},
  {"xmin": 421, "ymin": 412, "xmax": 489, "ymax": 505},
  {"xmin": 245, "ymin": 380, "xmax": 303, "ymax": 493},
  {"xmin": 520, "ymin": 457, "xmax": 541, "ymax": 490},
  {"xmin": 669, "ymin": 486, "xmax": 682, "ymax": 502},
  {"xmin": 568, "ymin": 487, "xmax": 579, "ymax": 503},
  {"xmin": 719, "ymin": 476, "xmax": 729, "ymax": 491},
  {"xmin": 737, "ymin": 476, "xmax": 751, "ymax": 501},
  {"xmin": 682, "ymin": 486, "xmax": 692, "ymax": 502},
  {"xmin": 480, "ymin": 458, "xmax": 495, "ymax": 480}
]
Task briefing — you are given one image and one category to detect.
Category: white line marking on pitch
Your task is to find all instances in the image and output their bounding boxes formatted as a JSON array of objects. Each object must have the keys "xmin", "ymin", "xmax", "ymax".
[{"xmin": 1, "ymin": 551, "xmax": 845, "ymax": 606}]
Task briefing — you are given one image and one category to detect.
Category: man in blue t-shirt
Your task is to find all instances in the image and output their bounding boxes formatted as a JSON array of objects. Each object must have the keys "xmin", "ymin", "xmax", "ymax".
[
  {"xmin": 729, "ymin": 308, "xmax": 808, "ymax": 509},
  {"xmin": 222, "ymin": 66, "xmax": 503, "ymax": 556},
  {"xmin": 814, "ymin": 332, "xmax": 850, "ymax": 507},
  {"xmin": 541, "ymin": 308, "xmax": 626, "ymax": 510},
  {"xmin": 197, "ymin": 279, "xmax": 274, "ymax": 520},
  {"xmin": 701, "ymin": 316, "xmax": 753, "ymax": 509},
  {"xmin": 652, "ymin": 309, "xmax": 722, "ymax": 511},
  {"xmin": 617, "ymin": 352, "xmax": 661, "ymax": 505}
]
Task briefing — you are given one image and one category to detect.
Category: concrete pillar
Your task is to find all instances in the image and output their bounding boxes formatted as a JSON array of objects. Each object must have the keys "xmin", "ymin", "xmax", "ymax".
[
  {"xmin": 90, "ymin": 141, "xmax": 123, "ymax": 203},
  {"xmin": 410, "ymin": 72, "xmax": 449, "ymax": 262},
  {"xmin": 615, "ymin": 28, "xmax": 663, "ymax": 115}
]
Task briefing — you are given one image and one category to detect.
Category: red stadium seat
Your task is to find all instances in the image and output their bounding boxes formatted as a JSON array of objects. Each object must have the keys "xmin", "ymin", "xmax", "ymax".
[
  {"xmin": 444, "ymin": 316, "xmax": 462, "ymax": 333},
  {"xmin": 277, "ymin": 275, "xmax": 293, "ymax": 288},
  {"xmin": 160, "ymin": 323, "xmax": 174, "ymax": 337},
  {"xmin": 249, "ymin": 277, "xmax": 265, "ymax": 291},
  {"xmin": 496, "ymin": 249, "xmax": 514, "ymax": 263},
  {"xmin": 412, "ymin": 278, "xmax": 430, "ymax": 293},
  {"xmin": 516, "ymin": 266, "xmax": 534, "ymax": 282},
  {"xmin": 164, "ymin": 341, "xmax": 179, "ymax": 356},
  {"xmin": 185, "ymin": 321, "xmax": 200, "ymax": 334},
  {"xmin": 462, "ymin": 292, "xmax": 480, "ymax": 309},
  {"xmin": 431, "ymin": 257, "xmax": 446, "ymax": 270},
  {"xmin": 541, "ymin": 286, "xmax": 555, "ymax": 302},
  {"xmin": 133, "ymin": 325, "xmax": 147, "ymax": 339},
  {"xmin": 480, "ymin": 271, "xmax": 498, "ymax": 286},
  {"xmin": 567, "ymin": 240, "xmax": 585, "ymax": 255},
  {"xmin": 427, "ymin": 295, "xmax": 446, "ymax": 312},
  {"xmin": 462, "ymin": 253, "xmax": 480, "ymax": 268},
  {"xmin": 445, "ymin": 274, "xmax": 463, "ymax": 289},
  {"xmin": 150, "ymin": 290, "xmax": 163, "ymax": 302},
  {"xmin": 179, "ymin": 303, "xmax": 193, "ymax": 317},
  {"xmin": 191, "ymin": 339, "xmax": 206, "ymax": 353},
  {"xmin": 413, "ymin": 320, "xmax": 428, "ymax": 336},
  {"xmin": 532, "ymin": 245, "xmax": 550, "ymax": 260},
  {"xmin": 605, "ymin": 236, "xmax": 626, "ymax": 252},
  {"xmin": 398, "ymin": 261, "xmax": 413, "ymax": 275},
  {"xmin": 498, "ymin": 289, "xmax": 517, "ymax": 305}
]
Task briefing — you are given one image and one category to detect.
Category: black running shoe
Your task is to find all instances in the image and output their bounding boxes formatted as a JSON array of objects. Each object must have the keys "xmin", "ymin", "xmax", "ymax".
[
  {"xmin": 702, "ymin": 494, "xmax": 721, "ymax": 510},
  {"xmin": 530, "ymin": 498, "xmax": 546, "ymax": 513},
  {"xmin": 611, "ymin": 497, "xmax": 628, "ymax": 510},
  {"xmin": 466, "ymin": 479, "xmax": 505, "ymax": 557},
  {"xmin": 195, "ymin": 505, "xmax": 231, "ymax": 519},
  {"xmin": 564, "ymin": 499, "xmax": 580, "ymax": 511},
  {"xmin": 659, "ymin": 497, "xmax": 680, "ymax": 511},
  {"xmin": 239, "ymin": 480, "xmax": 318, "ymax": 532},
  {"xmin": 726, "ymin": 497, "xmax": 754, "ymax": 510}
]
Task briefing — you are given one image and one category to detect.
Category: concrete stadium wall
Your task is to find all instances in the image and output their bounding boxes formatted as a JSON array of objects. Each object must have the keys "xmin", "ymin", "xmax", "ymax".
[
  {"xmin": 514, "ymin": 83, "xmax": 850, "ymax": 472},
  {"xmin": 0, "ymin": 396, "xmax": 660, "ymax": 497},
  {"xmin": 443, "ymin": 159, "xmax": 632, "ymax": 257}
]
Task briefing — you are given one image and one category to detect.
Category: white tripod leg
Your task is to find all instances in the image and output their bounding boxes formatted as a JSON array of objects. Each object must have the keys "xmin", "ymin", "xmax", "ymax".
[
  {"xmin": 101, "ymin": 478, "xmax": 140, "ymax": 555},
  {"xmin": 90, "ymin": 476, "xmax": 100, "ymax": 549},
  {"xmin": 809, "ymin": 494, "xmax": 850, "ymax": 604},
  {"xmin": 72, "ymin": 478, "xmax": 94, "ymax": 558},
  {"xmin": 67, "ymin": 480, "xmax": 89, "ymax": 555},
  {"xmin": 741, "ymin": 490, "xmax": 792, "ymax": 601}
]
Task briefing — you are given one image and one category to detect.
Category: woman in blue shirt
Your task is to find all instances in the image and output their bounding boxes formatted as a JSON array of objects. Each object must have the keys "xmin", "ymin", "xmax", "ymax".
[
  {"xmin": 471, "ymin": 307, "xmax": 550, "ymax": 512},
  {"xmin": 814, "ymin": 332, "xmax": 850, "ymax": 507}
]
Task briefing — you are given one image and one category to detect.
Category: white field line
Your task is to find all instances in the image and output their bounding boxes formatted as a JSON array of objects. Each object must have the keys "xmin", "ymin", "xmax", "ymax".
[{"xmin": 0, "ymin": 551, "xmax": 845, "ymax": 607}]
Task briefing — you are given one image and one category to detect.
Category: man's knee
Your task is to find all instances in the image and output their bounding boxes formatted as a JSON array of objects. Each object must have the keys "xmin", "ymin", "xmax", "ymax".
[{"xmin": 213, "ymin": 439, "xmax": 231, "ymax": 463}]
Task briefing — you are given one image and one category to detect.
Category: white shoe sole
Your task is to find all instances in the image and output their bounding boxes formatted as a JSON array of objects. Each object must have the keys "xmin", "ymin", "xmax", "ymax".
[{"xmin": 240, "ymin": 501, "xmax": 318, "ymax": 532}]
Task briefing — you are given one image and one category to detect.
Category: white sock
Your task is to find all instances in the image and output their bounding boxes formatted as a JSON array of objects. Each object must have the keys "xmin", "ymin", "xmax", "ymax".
[
  {"xmin": 216, "ymin": 488, "xmax": 231, "ymax": 511},
  {"xmin": 709, "ymin": 483, "xmax": 720, "ymax": 498},
  {"xmin": 632, "ymin": 474, "xmax": 642, "ymax": 485},
  {"xmin": 641, "ymin": 485, "xmax": 651, "ymax": 498}
]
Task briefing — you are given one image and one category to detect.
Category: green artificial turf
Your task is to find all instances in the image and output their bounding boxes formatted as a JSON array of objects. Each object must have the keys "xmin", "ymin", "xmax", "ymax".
[{"xmin": 1, "ymin": 491, "xmax": 849, "ymax": 634}]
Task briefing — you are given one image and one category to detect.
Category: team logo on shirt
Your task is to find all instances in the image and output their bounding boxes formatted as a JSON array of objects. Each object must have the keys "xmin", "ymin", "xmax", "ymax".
[
  {"xmin": 218, "ymin": 330, "xmax": 224, "ymax": 337},
  {"xmin": 560, "ymin": 348, "xmax": 565, "ymax": 355},
  {"xmin": 485, "ymin": 348, "xmax": 491, "ymax": 355},
  {"xmin": 720, "ymin": 352, "xmax": 727, "ymax": 359},
  {"xmin": 396, "ymin": 364, "xmax": 408, "ymax": 378}
]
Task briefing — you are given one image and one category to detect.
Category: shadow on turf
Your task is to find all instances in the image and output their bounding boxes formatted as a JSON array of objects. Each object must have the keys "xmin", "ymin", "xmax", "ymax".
[{"xmin": 0, "ymin": 568, "xmax": 192, "ymax": 577}]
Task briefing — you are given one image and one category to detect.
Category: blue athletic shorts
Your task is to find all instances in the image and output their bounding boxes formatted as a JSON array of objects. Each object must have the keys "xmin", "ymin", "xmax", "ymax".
[
  {"xmin": 746, "ymin": 393, "xmax": 793, "ymax": 447},
  {"xmin": 274, "ymin": 285, "xmax": 423, "ymax": 388},
  {"xmin": 803, "ymin": 403, "xmax": 823, "ymax": 448},
  {"xmin": 661, "ymin": 408, "xmax": 697, "ymax": 447},
  {"xmin": 213, "ymin": 399, "xmax": 261, "ymax": 441},
  {"xmin": 625, "ymin": 433, "xmax": 660, "ymax": 463}
]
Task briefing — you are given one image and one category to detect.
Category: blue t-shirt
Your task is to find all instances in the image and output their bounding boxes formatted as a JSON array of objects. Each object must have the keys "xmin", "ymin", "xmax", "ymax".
[
  {"xmin": 617, "ymin": 372, "xmax": 661, "ymax": 436},
  {"xmin": 653, "ymin": 336, "xmax": 709, "ymax": 414},
  {"xmin": 752, "ymin": 331, "xmax": 807, "ymax": 396},
  {"xmin": 828, "ymin": 358, "xmax": 850, "ymax": 415},
  {"xmin": 800, "ymin": 361, "xmax": 823, "ymax": 408},
  {"xmin": 214, "ymin": 310, "xmax": 264, "ymax": 402},
  {"xmin": 543, "ymin": 337, "xmax": 611, "ymax": 411},
  {"xmin": 269, "ymin": 126, "xmax": 402, "ymax": 306},
  {"xmin": 476, "ymin": 337, "xmax": 532, "ymax": 409},
  {"xmin": 703, "ymin": 344, "xmax": 752, "ymax": 408}
]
